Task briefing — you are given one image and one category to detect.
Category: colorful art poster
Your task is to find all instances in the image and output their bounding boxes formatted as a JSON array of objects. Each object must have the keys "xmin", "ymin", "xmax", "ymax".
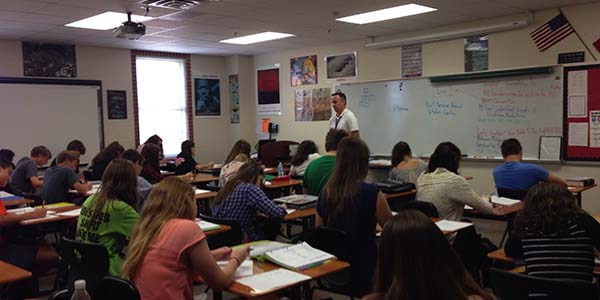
[
  {"xmin": 229, "ymin": 74, "xmax": 240, "ymax": 123},
  {"xmin": 290, "ymin": 55, "xmax": 317, "ymax": 86},
  {"xmin": 22, "ymin": 42, "xmax": 77, "ymax": 78},
  {"xmin": 402, "ymin": 44, "xmax": 422, "ymax": 78},
  {"xmin": 257, "ymin": 66, "xmax": 281, "ymax": 115},
  {"xmin": 326, "ymin": 52, "xmax": 357, "ymax": 80},
  {"xmin": 107, "ymin": 90, "xmax": 127, "ymax": 119},
  {"xmin": 295, "ymin": 88, "xmax": 332, "ymax": 122},
  {"xmin": 464, "ymin": 35, "xmax": 488, "ymax": 72},
  {"xmin": 194, "ymin": 77, "xmax": 221, "ymax": 116}
]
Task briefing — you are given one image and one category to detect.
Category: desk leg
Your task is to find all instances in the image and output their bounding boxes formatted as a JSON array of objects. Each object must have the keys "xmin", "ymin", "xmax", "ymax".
[{"xmin": 576, "ymin": 192, "xmax": 582, "ymax": 208}]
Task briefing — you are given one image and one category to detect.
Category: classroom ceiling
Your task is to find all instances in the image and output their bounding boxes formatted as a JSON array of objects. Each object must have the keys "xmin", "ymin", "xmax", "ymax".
[{"xmin": 0, "ymin": 0, "xmax": 596, "ymax": 55}]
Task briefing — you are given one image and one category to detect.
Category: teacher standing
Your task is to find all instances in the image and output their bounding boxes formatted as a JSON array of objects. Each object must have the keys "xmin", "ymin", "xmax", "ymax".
[{"xmin": 329, "ymin": 92, "xmax": 360, "ymax": 138}]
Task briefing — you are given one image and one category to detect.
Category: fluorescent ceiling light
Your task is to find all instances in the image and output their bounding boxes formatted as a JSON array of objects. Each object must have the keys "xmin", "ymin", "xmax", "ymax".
[
  {"xmin": 65, "ymin": 12, "xmax": 153, "ymax": 30},
  {"xmin": 220, "ymin": 32, "xmax": 295, "ymax": 45},
  {"xmin": 336, "ymin": 4, "xmax": 437, "ymax": 25}
]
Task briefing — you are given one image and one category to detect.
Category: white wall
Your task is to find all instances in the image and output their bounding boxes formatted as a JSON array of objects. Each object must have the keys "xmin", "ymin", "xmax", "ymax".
[{"xmin": 250, "ymin": 2, "xmax": 600, "ymax": 213}]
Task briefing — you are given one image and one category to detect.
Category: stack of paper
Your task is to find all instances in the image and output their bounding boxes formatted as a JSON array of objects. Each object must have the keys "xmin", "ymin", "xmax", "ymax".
[
  {"xmin": 236, "ymin": 269, "xmax": 311, "ymax": 292},
  {"xmin": 369, "ymin": 159, "xmax": 392, "ymax": 166},
  {"xmin": 217, "ymin": 259, "xmax": 253, "ymax": 278},
  {"xmin": 56, "ymin": 208, "xmax": 82, "ymax": 217},
  {"xmin": 435, "ymin": 220, "xmax": 473, "ymax": 232},
  {"xmin": 491, "ymin": 195, "xmax": 520, "ymax": 206},
  {"xmin": 264, "ymin": 242, "xmax": 336, "ymax": 270}
]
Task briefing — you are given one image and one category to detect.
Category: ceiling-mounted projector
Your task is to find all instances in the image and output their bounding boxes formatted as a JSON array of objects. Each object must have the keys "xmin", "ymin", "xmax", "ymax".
[{"xmin": 113, "ymin": 12, "xmax": 146, "ymax": 40}]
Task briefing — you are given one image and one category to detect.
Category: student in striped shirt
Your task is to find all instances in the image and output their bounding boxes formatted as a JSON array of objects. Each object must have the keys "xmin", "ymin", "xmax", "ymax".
[{"xmin": 505, "ymin": 182, "xmax": 600, "ymax": 282}]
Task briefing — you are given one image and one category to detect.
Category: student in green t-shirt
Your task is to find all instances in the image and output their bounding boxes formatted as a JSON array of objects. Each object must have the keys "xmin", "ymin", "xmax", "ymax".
[
  {"xmin": 303, "ymin": 129, "xmax": 348, "ymax": 196},
  {"xmin": 76, "ymin": 158, "xmax": 140, "ymax": 276}
]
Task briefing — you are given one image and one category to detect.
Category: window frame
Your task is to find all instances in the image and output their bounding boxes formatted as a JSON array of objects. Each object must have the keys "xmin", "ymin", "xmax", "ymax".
[{"xmin": 131, "ymin": 50, "xmax": 193, "ymax": 156}]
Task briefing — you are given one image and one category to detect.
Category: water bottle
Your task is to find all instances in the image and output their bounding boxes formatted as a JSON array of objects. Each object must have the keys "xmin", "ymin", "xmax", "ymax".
[
  {"xmin": 71, "ymin": 279, "xmax": 92, "ymax": 300},
  {"xmin": 277, "ymin": 162, "xmax": 284, "ymax": 177}
]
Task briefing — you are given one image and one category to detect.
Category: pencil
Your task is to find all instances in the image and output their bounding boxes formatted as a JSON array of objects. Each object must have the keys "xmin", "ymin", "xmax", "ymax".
[{"xmin": 42, "ymin": 200, "xmax": 45, "ymax": 208}]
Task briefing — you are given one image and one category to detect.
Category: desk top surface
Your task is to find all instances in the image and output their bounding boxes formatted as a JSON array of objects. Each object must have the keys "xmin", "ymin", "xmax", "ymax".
[
  {"xmin": 567, "ymin": 184, "xmax": 597, "ymax": 193},
  {"xmin": 2, "ymin": 198, "xmax": 34, "ymax": 207},
  {"xmin": 0, "ymin": 260, "xmax": 32, "ymax": 284},
  {"xmin": 192, "ymin": 173, "xmax": 220, "ymax": 184},
  {"xmin": 264, "ymin": 179, "xmax": 302, "ymax": 189},
  {"xmin": 19, "ymin": 205, "xmax": 80, "ymax": 226}
]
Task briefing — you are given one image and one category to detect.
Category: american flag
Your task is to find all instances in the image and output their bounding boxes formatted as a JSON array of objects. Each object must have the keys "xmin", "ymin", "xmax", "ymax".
[{"xmin": 530, "ymin": 13, "xmax": 574, "ymax": 52}]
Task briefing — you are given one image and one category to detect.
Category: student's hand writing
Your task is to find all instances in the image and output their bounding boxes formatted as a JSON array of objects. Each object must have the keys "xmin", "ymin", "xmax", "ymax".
[
  {"xmin": 211, "ymin": 247, "xmax": 232, "ymax": 261},
  {"xmin": 30, "ymin": 208, "xmax": 47, "ymax": 219},
  {"xmin": 86, "ymin": 182, "xmax": 93, "ymax": 190}
]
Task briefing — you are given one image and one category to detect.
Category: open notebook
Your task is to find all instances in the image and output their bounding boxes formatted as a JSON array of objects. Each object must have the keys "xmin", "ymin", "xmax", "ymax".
[
  {"xmin": 195, "ymin": 219, "xmax": 221, "ymax": 232},
  {"xmin": 264, "ymin": 242, "xmax": 336, "ymax": 270}
]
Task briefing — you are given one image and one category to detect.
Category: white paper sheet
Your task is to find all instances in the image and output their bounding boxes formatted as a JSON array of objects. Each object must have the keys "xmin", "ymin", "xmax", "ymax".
[
  {"xmin": 0, "ymin": 191, "xmax": 19, "ymax": 199},
  {"xmin": 568, "ymin": 70, "xmax": 588, "ymax": 96},
  {"xmin": 56, "ymin": 208, "xmax": 82, "ymax": 217},
  {"xmin": 590, "ymin": 111, "xmax": 600, "ymax": 148},
  {"xmin": 249, "ymin": 241, "xmax": 290, "ymax": 257},
  {"xmin": 21, "ymin": 214, "xmax": 59, "ymax": 224},
  {"xmin": 285, "ymin": 208, "xmax": 296, "ymax": 214},
  {"xmin": 7, "ymin": 207, "xmax": 35, "ymax": 215},
  {"xmin": 568, "ymin": 95, "xmax": 587, "ymax": 117},
  {"xmin": 491, "ymin": 195, "xmax": 520, "ymax": 206},
  {"xmin": 217, "ymin": 259, "xmax": 253, "ymax": 278},
  {"xmin": 369, "ymin": 159, "xmax": 392, "ymax": 166},
  {"xmin": 539, "ymin": 136, "xmax": 561, "ymax": 160},
  {"xmin": 235, "ymin": 268, "xmax": 310, "ymax": 292},
  {"xmin": 568, "ymin": 122, "xmax": 588, "ymax": 146},
  {"xmin": 195, "ymin": 189, "xmax": 211, "ymax": 195},
  {"xmin": 435, "ymin": 220, "xmax": 473, "ymax": 232}
]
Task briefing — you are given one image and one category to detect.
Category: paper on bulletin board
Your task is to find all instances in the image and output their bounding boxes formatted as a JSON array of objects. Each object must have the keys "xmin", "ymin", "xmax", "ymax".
[
  {"xmin": 568, "ymin": 70, "xmax": 587, "ymax": 96},
  {"xmin": 590, "ymin": 111, "xmax": 600, "ymax": 148},
  {"xmin": 568, "ymin": 122, "xmax": 588, "ymax": 146},
  {"xmin": 568, "ymin": 95, "xmax": 587, "ymax": 117}
]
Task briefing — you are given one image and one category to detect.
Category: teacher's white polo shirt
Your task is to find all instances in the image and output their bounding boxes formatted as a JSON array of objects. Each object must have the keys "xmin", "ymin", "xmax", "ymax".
[{"xmin": 329, "ymin": 108, "xmax": 359, "ymax": 134}]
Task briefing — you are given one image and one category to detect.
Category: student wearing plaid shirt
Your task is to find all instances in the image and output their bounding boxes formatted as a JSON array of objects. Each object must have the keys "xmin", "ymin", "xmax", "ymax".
[{"xmin": 212, "ymin": 160, "xmax": 286, "ymax": 241}]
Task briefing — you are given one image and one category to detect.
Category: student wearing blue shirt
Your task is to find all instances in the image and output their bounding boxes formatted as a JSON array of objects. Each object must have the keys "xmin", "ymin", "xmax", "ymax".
[{"xmin": 493, "ymin": 138, "xmax": 567, "ymax": 193}]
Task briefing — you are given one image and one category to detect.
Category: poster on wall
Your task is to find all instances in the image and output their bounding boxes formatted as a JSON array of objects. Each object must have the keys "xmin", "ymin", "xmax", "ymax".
[
  {"xmin": 229, "ymin": 74, "xmax": 240, "ymax": 124},
  {"xmin": 22, "ymin": 42, "xmax": 77, "ymax": 78},
  {"xmin": 402, "ymin": 44, "xmax": 422, "ymax": 78},
  {"xmin": 464, "ymin": 35, "xmax": 488, "ymax": 72},
  {"xmin": 290, "ymin": 55, "xmax": 317, "ymax": 86},
  {"xmin": 194, "ymin": 76, "xmax": 221, "ymax": 117},
  {"xmin": 295, "ymin": 87, "xmax": 332, "ymax": 121},
  {"xmin": 257, "ymin": 65, "xmax": 281, "ymax": 115},
  {"xmin": 107, "ymin": 90, "xmax": 127, "ymax": 120},
  {"xmin": 325, "ymin": 52, "xmax": 357, "ymax": 80}
]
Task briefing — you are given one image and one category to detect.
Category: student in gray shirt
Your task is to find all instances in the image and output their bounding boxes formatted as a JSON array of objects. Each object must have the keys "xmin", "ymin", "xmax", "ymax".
[
  {"xmin": 388, "ymin": 141, "xmax": 427, "ymax": 184},
  {"xmin": 11, "ymin": 146, "xmax": 51, "ymax": 195}
]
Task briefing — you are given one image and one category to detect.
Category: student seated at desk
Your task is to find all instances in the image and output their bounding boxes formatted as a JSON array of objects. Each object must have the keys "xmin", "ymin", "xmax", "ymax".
[
  {"xmin": 88, "ymin": 141, "xmax": 124, "ymax": 181},
  {"xmin": 366, "ymin": 211, "xmax": 494, "ymax": 300},
  {"xmin": 50, "ymin": 139, "xmax": 86, "ymax": 173},
  {"xmin": 11, "ymin": 145, "xmax": 51, "ymax": 196},
  {"xmin": 0, "ymin": 149, "xmax": 15, "ymax": 193},
  {"xmin": 417, "ymin": 142, "xmax": 499, "ymax": 228},
  {"xmin": 505, "ymin": 183, "xmax": 600, "ymax": 282},
  {"xmin": 212, "ymin": 160, "xmax": 286, "ymax": 241},
  {"xmin": 303, "ymin": 129, "xmax": 348, "ymax": 196},
  {"xmin": 218, "ymin": 139, "xmax": 251, "ymax": 186},
  {"xmin": 493, "ymin": 138, "xmax": 567, "ymax": 195},
  {"xmin": 175, "ymin": 140, "xmax": 214, "ymax": 175},
  {"xmin": 137, "ymin": 134, "xmax": 164, "ymax": 160},
  {"xmin": 389, "ymin": 141, "xmax": 426, "ymax": 184},
  {"xmin": 122, "ymin": 149, "xmax": 153, "ymax": 204},
  {"xmin": 141, "ymin": 145, "xmax": 193, "ymax": 185},
  {"xmin": 42, "ymin": 151, "xmax": 92, "ymax": 204},
  {"xmin": 289, "ymin": 140, "xmax": 320, "ymax": 177},
  {"xmin": 0, "ymin": 158, "xmax": 58, "ymax": 295},
  {"xmin": 223, "ymin": 139, "xmax": 252, "ymax": 166},
  {"xmin": 76, "ymin": 159, "xmax": 140, "ymax": 276},
  {"xmin": 317, "ymin": 137, "xmax": 393, "ymax": 297},
  {"xmin": 122, "ymin": 177, "xmax": 250, "ymax": 300}
]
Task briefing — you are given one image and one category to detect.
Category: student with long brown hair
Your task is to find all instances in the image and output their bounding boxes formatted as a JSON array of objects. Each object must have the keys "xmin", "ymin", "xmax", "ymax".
[
  {"xmin": 316, "ymin": 136, "xmax": 393, "ymax": 297},
  {"xmin": 76, "ymin": 158, "xmax": 140, "ymax": 276},
  {"xmin": 122, "ymin": 177, "xmax": 249, "ymax": 300},
  {"xmin": 367, "ymin": 211, "xmax": 494, "ymax": 300},
  {"xmin": 223, "ymin": 139, "xmax": 251, "ymax": 165},
  {"xmin": 218, "ymin": 139, "xmax": 252, "ymax": 186},
  {"xmin": 212, "ymin": 160, "xmax": 286, "ymax": 241},
  {"xmin": 89, "ymin": 141, "xmax": 124, "ymax": 180},
  {"xmin": 289, "ymin": 140, "xmax": 320, "ymax": 177}
]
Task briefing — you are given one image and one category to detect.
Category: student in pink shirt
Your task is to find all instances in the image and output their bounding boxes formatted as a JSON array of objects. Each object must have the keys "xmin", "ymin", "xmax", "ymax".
[{"xmin": 122, "ymin": 176, "xmax": 249, "ymax": 300}]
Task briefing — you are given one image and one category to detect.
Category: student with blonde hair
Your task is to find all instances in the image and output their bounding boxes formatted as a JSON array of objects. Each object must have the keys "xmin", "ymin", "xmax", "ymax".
[{"xmin": 122, "ymin": 177, "xmax": 249, "ymax": 300}]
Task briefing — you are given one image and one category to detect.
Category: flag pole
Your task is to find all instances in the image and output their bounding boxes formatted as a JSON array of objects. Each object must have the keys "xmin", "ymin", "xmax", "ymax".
[{"xmin": 559, "ymin": 7, "xmax": 597, "ymax": 61}]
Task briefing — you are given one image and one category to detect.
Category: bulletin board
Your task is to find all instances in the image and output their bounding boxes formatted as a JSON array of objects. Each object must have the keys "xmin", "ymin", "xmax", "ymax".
[{"xmin": 563, "ymin": 64, "xmax": 600, "ymax": 161}]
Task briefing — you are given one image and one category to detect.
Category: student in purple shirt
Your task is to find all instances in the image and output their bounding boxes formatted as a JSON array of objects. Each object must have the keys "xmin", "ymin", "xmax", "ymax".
[
  {"xmin": 493, "ymin": 138, "xmax": 567, "ymax": 193},
  {"xmin": 211, "ymin": 160, "xmax": 286, "ymax": 241}
]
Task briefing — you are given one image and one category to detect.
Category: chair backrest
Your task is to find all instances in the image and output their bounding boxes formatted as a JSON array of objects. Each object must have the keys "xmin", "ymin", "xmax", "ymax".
[
  {"xmin": 198, "ymin": 214, "xmax": 243, "ymax": 248},
  {"xmin": 489, "ymin": 268, "xmax": 599, "ymax": 300},
  {"xmin": 59, "ymin": 237, "xmax": 109, "ymax": 293},
  {"xmin": 259, "ymin": 140, "xmax": 299, "ymax": 167},
  {"xmin": 497, "ymin": 188, "xmax": 527, "ymax": 200},
  {"xmin": 305, "ymin": 226, "xmax": 351, "ymax": 261},
  {"xmin": 396, "ymin": 200, "xmax": 439, "ymax": 218},
  {"xmin": 94, "ymin": 276, "xmax": 141, "ymax": 300}
]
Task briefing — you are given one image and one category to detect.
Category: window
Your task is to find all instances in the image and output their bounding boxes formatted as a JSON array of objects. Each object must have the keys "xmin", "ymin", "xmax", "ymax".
[{"xmin": 135, "ymin": 56, "xmax": 188, "ymax": 156}]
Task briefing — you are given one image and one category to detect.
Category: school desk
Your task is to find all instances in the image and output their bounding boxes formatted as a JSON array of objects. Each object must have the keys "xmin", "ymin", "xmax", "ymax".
[
  {"xmin": 0, "ymin": 260, "xmax": 32, "ymax": 284},
  {"xmin": 19, "ymin": 204, "xmax": 80, "ymax": 226},
  {"xmin": 283, "ymin": 207, "xmax": 316, "ymax": 236},
  {"xmin": 488, "ymin": 248, "xmax": 600, "ymax": 274},
  {"xmin": 263, "ymin": 179, "xmax": 302, "ymax": 198},
  {"xmin": 195, "ymin": 190, "xmax": 218, "ymax": 215},
  {"xmin": 191, "ymin": 173, "xmax": 220, "ymax": 185},
  {"xmin": 567, "ymin": 184, "xmax": 597, "ymax": 207},
  {"xmin": 2, "ymin": 198, "xmax": 34, "ymax": 207}
]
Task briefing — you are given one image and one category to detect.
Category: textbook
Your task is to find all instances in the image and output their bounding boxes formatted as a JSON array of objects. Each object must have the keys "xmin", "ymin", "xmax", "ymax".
[
  {"xmin": 248, "ymin": 241, "xmax": 291, "ymax": 257},
  {"xmin": 263, "ymin": 242, "xmax": 336, "ymax": 270},
  {"xmin": 195, "ymin": 219, "xmax": 221, "ymax": 232},
  {"xmin": 566, "ymin": 177, "xmax": 595, "ymax": 187},
  {"xmin": 273, "ymin": 194, "xmax": 317, "ymax": 209}
]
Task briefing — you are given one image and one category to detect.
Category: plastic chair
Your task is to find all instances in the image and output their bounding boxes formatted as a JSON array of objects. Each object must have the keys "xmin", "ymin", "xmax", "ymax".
[
  {"xmin": 57, "ymin": 238, "xmax": 109, "ymax": 293},
  {"xmin": 305, "ymin": 226, "xmax": 355, "ymax": 300},
  {"xmin": 395, "ymin": 200, "xmax": 439, "ymax": 218},
  {"xmin": 489, "ymin": 268, "xmax": 599, "ymax": 300},
  {"xmin": 94, "ymin": 276, "xmax": 141, "ymax": 300},
  {"xmin": 198, "ymin": 214, "xmax": 243, "ymax": 249}
]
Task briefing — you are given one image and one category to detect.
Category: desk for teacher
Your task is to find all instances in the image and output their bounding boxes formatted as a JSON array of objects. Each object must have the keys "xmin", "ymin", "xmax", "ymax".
[{"xmin": 0, "ymin": 260, "xmax": 32, "ymax": 284}]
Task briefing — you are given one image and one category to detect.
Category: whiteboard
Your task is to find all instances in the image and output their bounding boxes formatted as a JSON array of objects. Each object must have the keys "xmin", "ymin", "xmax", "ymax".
[
  {"xmin": 337, "ymin": 67, "xmax": 563, "ymax": 160},
  {"xmin": 0, "ymin": 83, "xmax": 102, "ymax": 165}
]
